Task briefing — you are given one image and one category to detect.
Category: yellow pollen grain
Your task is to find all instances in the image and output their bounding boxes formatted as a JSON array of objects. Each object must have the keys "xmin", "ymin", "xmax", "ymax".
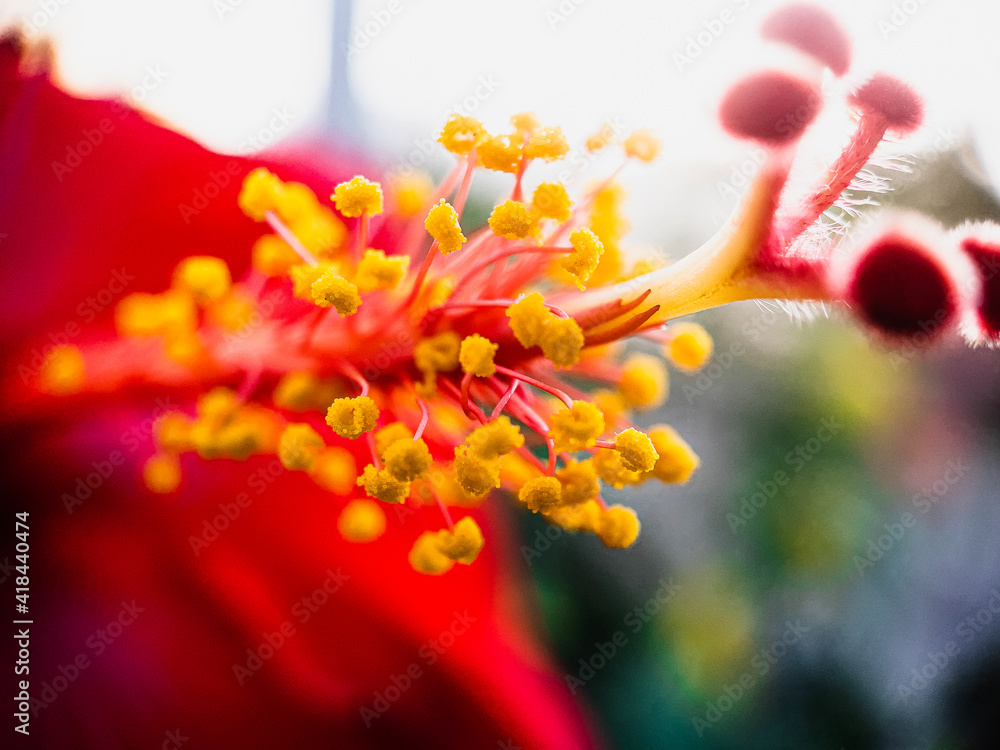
[
  {"xmin": 620, "ymin": 354, "xmax": 668, "ymax": 410},
  {"xmin": 338, "ymin": 499, "xmax": 386, "ymax": 543},
  {"xmin": 519, "ymin": 476, "xmax": 563, "ymax": 513},
  {"xmin": 309, "ymin": 446, "xmax": 358, "ymax": 495},
  {"xmin": 356, "ymin": 249, "xmax": 409, "ymax": 292},
  {"xmin": 623, "ymin": 128, "xmax": 662, "ymax": 162},
  {"xmin": 173, "ymin": 256, "xmax": 231, "ymax": 307},
  {"xmin": 435, "ymin": 517, "xmax": 485, "ymax": 564},
  {"xmin": 459, "ymin": 334, "xmax": 499, "ymax": 377},
  {"xmin": 238, "ymin": 167, "xmax": 284, "ymax": 221},
  {"xmin": 278, "ymin": 423, "xmax": 326, "ymax": 471},
  {"xmin": 532, "ymin": 182, "xmax": 572, "ymax": 223},
  {"xmin": 666, "ymin": 323, "xmax": 714, "ymax": 373},
  {"xmin": 357, "ymin": 464, "xmax": 410, "ymax": 504},
  {"xmin": 409, "ymin": 532, "xmax": 455, "ymax": 575},
  {"xmin": 614, "ymin": 428, "xmax": 660, "ymax": 473},
  {"xmin": 488, "ymin": 200, "xmax": 537, "ymax": 240},
  {"xmin": 648, "ymin": 424, "xmax": 700, "ymax": 484},
  {"xmin": 438, "ymin": 114, "xmax": 484, "ymax": 155},
  {"xmin": 38, "ymin": 344, "xmax": 85, "ymax": 395},
  {"xmin": 506, "ymin": 293, "xmax": 553, "ymax": 348},
  {"xmin": 561, "ymin": 228, "xmax": 605, "ymax": 290},
  {"xmin": 326, "ymin": 396, "xmax": 379, "ymax": 439},
  {"xmin": 331, "ymin": 175, "xmax": 383, "ymax": 217},
  {"xmin": 425, "ymin": 199, "xmax": 467, "ymax": 255},
  {"xmin": 525, "ymin": 127, "xmax": 570, "ymax": 161},
  {"xmin": 549, "ymin": 400, "xmax": 605, "ymax": 453},
  {"xmin": 539, "ymin": 316, "xmax": 585, "ymax": 368},
  {"xmin": 383, "ymin": 437, "xmax": 432, "ymax": 482},
  {"xmin": 252, "ymin": 234, "xmax": 301, "ymax": 277},
  {"xmin": 143, "ymin": 453, "xmax": 181, "ymax": 494},
  {"xmin": 478, "ymin": 133, "xmax": 523, "ymax": 174},
  {"xmin": 598, "ymin": 505, "xmax": 640, "ymax": 548},
  {"xmin": 311, "ymin": 270, "xmax": 362, "ymax": 316}
]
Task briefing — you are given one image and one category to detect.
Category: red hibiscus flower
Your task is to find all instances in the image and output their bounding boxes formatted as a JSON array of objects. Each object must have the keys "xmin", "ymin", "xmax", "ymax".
[{"xmin": 0, "ymin": 32, "xmax": 599, "ymax": 750}]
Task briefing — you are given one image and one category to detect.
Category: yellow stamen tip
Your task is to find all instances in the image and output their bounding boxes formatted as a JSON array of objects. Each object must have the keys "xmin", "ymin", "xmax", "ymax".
[
  {"xmin": 666, "ymin": 323, "xmax": 714, "ymax": 373},
  {"xmin": 278, "ymin": 423, "xmax": 326, "ymax": 471},
  {"xmin": 338, "ymin": 499, "xmax": 386, "ymax": 543},
  {"xmin": 532, "ymin": 182, "xmax": 573, "ymax": 223},
  {"xmin": 620, "ymin": 354, "xmax": 668, "ymax": 410},
  {"xmin": 454, "ymin": 444, "xmax": 501, "ymax": 499},
  {"xmin": 525, "ymin": 126, "xmax": 570, "ymax": 162},
  {"xmin": 549, "ymin": 400, "xmax": 605, "ymax": 453},
  {"xmin": 325, "ymin": 396, "xmax": 379, "ymax": 439},
  {"xmin": 614, "ymin": 428, "xmax": 659, "ymax": 473},
  {"xmin": 331, "ymin": 175, "xmax": 383, "ymax": 217},
  {"xmin": 311, "ymin": 270, "xmax": 362, "ymax": 316},
  {"xmin": 38, "ymin": 344, "xmax": 85, "ymax": 395},
  {"xmin": 438, "ymin": 114, "xmax": 484, "ymax": 155},
  {"xmin": 506, "ymin": 292, "xmax": 552, "ymax": 348},
  {"xmin": 409, "ymin": 532, "xmax": 455, "ymax": 575},
  {"xmin": 173, "ymin": 256, "xmax": 231, "ymax": 307},
  {"xmin": 648, "ymin": 424, "xmax": 700, "ymax": 484},
  {"xmin": 435, "ymin": 516, "xmax": 485, "ymax": 564},
  {"xmin": 561, "ymin": 228, "xmax": 605, "ymax": 290},
  {"xmin": 142, "ymin": 453, "xmax": 181, "ymax": 494},
  {"xmin": 238, "ymin": 167, "xmax": 284, "ymax": 221},
  {"xmin": 539, "ymin": 316, "xmax": 585, "ymax": 368},
  {"xmin": 425, "ymin": 199, "xmax": 467, "ymax": 255},
  {"xmin": 598, "ymin": 505, "xmax": 640, "ymax": 548},
  {"xmin": 519, "ymin": 476, "xmax": 563, "ymax": 513},
  {"xmin": 459, "ymin": 334, "xmax": 498, "ymax": 377},
  {"xmin": 623, "ymin": 128, "xmax": 662, "ymax": 162},
  {"xmin": 357, "ymin": 464, "xmax": 410, "ymax": 504},
  {"xmin": 488, "ymin": 200, "xmax": 538, "ymax": 240},
  {"xmin": 356, "ymin": 248, "xmax": 410, "ymax": 292},
  {"xmin": 383, "ymin": 437, "xmax": 433, "ymax": 482}
]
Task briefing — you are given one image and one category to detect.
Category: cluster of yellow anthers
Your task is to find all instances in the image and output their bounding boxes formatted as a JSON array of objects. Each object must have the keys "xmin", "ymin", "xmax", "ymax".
[{"xmin": 41, "ymin": 111, "xmax": 711, "ymax": 575}]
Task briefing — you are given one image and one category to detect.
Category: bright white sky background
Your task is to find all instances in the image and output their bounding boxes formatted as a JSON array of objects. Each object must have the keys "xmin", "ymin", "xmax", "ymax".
[{"xmin": 4, "ymin": 0, "xmax": 999, "ymax": 240}]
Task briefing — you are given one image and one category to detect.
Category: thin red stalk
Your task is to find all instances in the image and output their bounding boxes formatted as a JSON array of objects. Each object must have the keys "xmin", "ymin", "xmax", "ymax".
[
  {"xmin": 265, "ymin": 210, "xmax": 319, "ymax": 267},
  {"xmin": 338, "ymin": 361, "xmax": 370, "ymax": 397},
  {"xmin": 594, "ymin": 439, "xmax": 616, "ymax": 449},
  {"xmin": 491, "ymin": 377, "xmax": 519, "ymax": 420},
  {"xmin": 494, "ymin": 365, "xmax": 573, "ymax": 409},
  {"xmin": 413, "ymin": 392, "xmax": 430, "ymax": 441},
  {"xmin": 432, "ymin": 489, "xmax": 455, "ymax": 530},
  {"xmin": 356, "ymin": 213, "xmax": 369, "ymax": 261},
  {"xmin": 439, "ymin": 377, "xmax": 487, "ymax": 424}
]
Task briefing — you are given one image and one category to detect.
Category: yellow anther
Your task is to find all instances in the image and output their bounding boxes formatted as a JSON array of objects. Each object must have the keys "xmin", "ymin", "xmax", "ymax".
[
  {"xmin": 409, "ymin": 532, "xmax": 455, "ymax": 575},
  {"xmin": 273, "ymin": 181, "xmax": 320, "ymax": 224},
  {"xmin": 206, "ymin": 291, "xmax": 256, "ymax": 332},
  {"xmin": 309, "ymin": 446, "xmax": 357, "ymax": 494},
  {"xmin": 438, "ymin": 114, "xmax": 484, "ymax": 155},
  {"xmin": 590, "ymin": 182, "xmax": 630, "ymax": 246},
  {"xmin": 251, "ymin": 234, "xmax": 301, "ymax": 277},
  {"xmin": 598, "ymin": 505, "xmax": 640, "ymax": 548},
  {"xmin": 545, "ymin": 499, "xmax": 602, "ymax": 533},
  {"xmin": 561, "ymin": 228, "xmax": 605, "ymax": 290},
  {"xmin": 331, "ymin": 176, "xmax": 383, "ymax": 218},
  {"xmin": 623, "ymin": 128, "xmax": 662, "ymax": 162},
  {"xmin": 375, "ymin": 421, "xmax": 414, "ymax": 458},
  {"xmin": 465, "ymin": 416, "xmax": 524, "ymax": 460},
  {"xmin": 215, "ymin": 418, "xmax": 265, "ymax": 461},
  {"xmin": 273, "ymin": 371, "xmax": 336, "ymax": 413},
  {"xmin": 390, "ymin": 172, "xmax": 434, "ymax": 217},
  {"xmin": 459, "ymin": 334, "xmax": 498, "ymax": 377},
  {"xmin": 414, "ymin": 331, "xmax": 461, "ymax": 374},
  {"xmin": 337, "ymin": 499, "xmax": 386, "ymax": 543},
  {"xmin": 311, "ymin": 270, "xmax": 362, "ymax": 316},
  {"xmin": 614, "ymin": 428, "xmax": 659, "ymax": 473},
  {"xmin": 38, "ymin": 344, "xmax": 85, "ymax": 395},
  {"xmin": 173, "ymin": 256, "xmax": 231, "ymax": 307},
  {"xmin": 357, "ymin": 464, "xmax": 410, "ymax": 504},
  {"xmin": 478, "ymin": 133, "xmax": 522, "ymax": 174},
  {"xmin": 532, "ymin": 182, "xmax": 572, "ymax": 223},
  {"xmin": 278, "ymin": 423, "xmax": 326, "ymax": 471},
  {"xmin": 488, "ymin": 200, "xmax": 537, "ymax": 240},
  {"xmin": 435, "ymin": 517, "xmax": 485, "ymax": 564},
  {"xmin": 153, "ymin": 412, "xmax": 194, "ymax": 453},
  {"xmin": 289, "ymin": 208, "xmax": 347, "ymax": 256},
  {"xmin": 325, "ymin": 396, "xmax": 378, "ymax": 439},
  {"xmin": 549, "ymin": 400, "xmax": 605, "ymax": 452},
  {"xmin": 506, "ymin": 293, "xmax": 553, "ymax": 348},
  {"xmin": 593, "ymin": 389, "xmax": 628, "ymax": 426},
  {"xmin": 289, "ymin": 262, "xmax": 335, "ymax": 300},
  {"xmin": 519, "ymin": 476, "xmax": 563, "ymax": 513},
  {"xmin": 666, "ymin": 323, "xmax": 713, "ymax": 373},
  {"xmin": 556, "ymin": 459, "xmax": 600, "ymax": 506},
  {"xmin": 454, "ymin": 444, "xmax": 501, "ymax": 498},
  {"xmin": 424, "ymin": 199, "xmax": 467, "ymax": 255},
  {"xmin": 238, "ymin": 167, "xmax": 284, "ymax": 221},
  {"xmin": 163, "ymin": 329, "xmax": 205, "ymax": 368},
  {"xmin": 539, "ymin": 316, "xmax": 585, "ymax": 368},
  {"xmin": 585, "ymin": 122, "xmax": 617, "ymax": 153},
  {"xmin": 356, "ymin": 249, "xmax": 410, "ymax": 292},
  {"xmin": 383, "ymin": 437, "xmax": 432, "ymax": 482},
  {"xmin": 499, "ymin": 452, "xmax": 540, "ymax": 489},
  {"xmin": 510, "ymin": 111, "xmax": 540, "ymax": 135},
  {"xmin": 143, "ymin": 453, "xmax": 181, "ymax": 494},
  {"xmin": 648, "ymin": 424, "xmax": 700, "ymax": 484},
  {"xmin": 592, "ymin": 448, "xmax": 643, "ymax": 489},
  {"xmin": 115, "ymin": 290, "xmax": 197, "ymax": 337},
  {"xmin": 525, "ymin": 126, "xmax": 570, "ymax": 161},
  {"xmin": 620, "ymin": 354, "xmax": 668, "ymax": 410},
  {"xmin": 197, "ymin": 386, "xmax": 241, "ymax": 426}
]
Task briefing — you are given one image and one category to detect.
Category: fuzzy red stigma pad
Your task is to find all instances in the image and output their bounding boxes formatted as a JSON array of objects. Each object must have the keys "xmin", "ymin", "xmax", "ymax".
[
  {"xmin": 760, "ymin": 3, "xmax": 851, "ymax": 76},
  {"xmin": 961, "ymin": 237, "xmax": 1000, "ymax": 338},
  {"xmin": 849, "ymin": 73, "xmax": 924, "ymax": 135},
  {"xmin": 719, "ymin": 71, "xmax": 821, "ymax": 145}
]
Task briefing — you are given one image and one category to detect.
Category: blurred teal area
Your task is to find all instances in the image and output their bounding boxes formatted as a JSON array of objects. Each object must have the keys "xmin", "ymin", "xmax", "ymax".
[{"xmin": 517, "ymin": 153, "xmax": 1000, "ymax": 749}]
